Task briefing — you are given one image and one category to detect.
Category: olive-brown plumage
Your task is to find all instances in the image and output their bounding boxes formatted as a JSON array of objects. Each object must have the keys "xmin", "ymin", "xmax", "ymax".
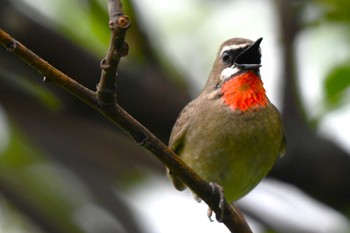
[{"xmin": 167, "ymin": 38, "xmax": 286, "ymax": 203}]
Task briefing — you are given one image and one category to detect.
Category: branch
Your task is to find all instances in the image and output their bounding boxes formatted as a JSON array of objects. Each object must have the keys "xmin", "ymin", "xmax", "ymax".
[
  {"xmin": 97, "ymin": 0, "xmax": 130, "ymax": 105},
  {"xmin": 0, "ymin": 1, "xmax": 252, "ymax": 232}
]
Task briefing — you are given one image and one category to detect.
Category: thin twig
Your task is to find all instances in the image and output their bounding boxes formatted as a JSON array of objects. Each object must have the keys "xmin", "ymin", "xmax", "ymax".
[
  {"xmin": 96, "ymin": 0, "xmax": 130, "ymax": 105},
  {"xmin": 0, "ymin": 1, "xmax": 252, "ymax": 231}
]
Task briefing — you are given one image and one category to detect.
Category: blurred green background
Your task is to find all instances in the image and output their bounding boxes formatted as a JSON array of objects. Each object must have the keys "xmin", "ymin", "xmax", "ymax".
[{"xmin": 1, "ymin": 0, "xmax": 350, "ymax": 232}]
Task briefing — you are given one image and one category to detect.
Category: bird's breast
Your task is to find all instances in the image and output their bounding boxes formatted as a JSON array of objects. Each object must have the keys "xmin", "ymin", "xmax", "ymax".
[{"xmin": 181, "ymin": 100, "xmax": 283, "ymax": 201}]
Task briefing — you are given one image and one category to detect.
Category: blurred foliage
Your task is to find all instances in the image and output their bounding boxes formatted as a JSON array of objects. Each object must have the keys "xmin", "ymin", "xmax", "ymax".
[
  {"xmin": 0, "ymin": 125, "xmax": 89, "ymax": 233},
  {"xmin": 1, "ymin": 0, "xmax": 350, "ymax": 232},
  {"xmin": 52, "ymin": 0, "xmax": 110, "ymax": 55},
  {"xmin": 18, "ymin": 0, "xmax": 110, "ymax": 56},
  {"xmin": 324, "ymin": 64, "xmax": 350, "ymax": 110},
  {"xmin": 0, "ymin": 197, "xmax": 42, "ymax": 233},
  {"xmin": 309, "ymin": 0, "xmax": 350, "ymax": 114},
  {"xmin": 0, "ymin": 69, "xmax": 61, "ymax": 111},
  {"xmin": 318, "ymin": 0, "xmax": 350, "ymax": 23}
]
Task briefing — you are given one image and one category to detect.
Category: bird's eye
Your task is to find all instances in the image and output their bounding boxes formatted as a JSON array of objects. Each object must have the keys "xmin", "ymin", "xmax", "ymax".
[{"xmin": 221, "ymin": 51, "xmax": 232, "ymax": 65}]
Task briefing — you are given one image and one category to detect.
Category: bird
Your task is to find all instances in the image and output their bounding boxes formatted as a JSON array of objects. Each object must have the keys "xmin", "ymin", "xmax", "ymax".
[{"xmin": 167, "ymin": 37, "xmax": 286, "ymax": 218}]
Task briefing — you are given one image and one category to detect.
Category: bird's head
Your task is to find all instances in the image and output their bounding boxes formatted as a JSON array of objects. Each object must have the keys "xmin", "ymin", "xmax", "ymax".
[{"xmin": 205, "ymin": 38, "xmax": 268, "ymax": 111}]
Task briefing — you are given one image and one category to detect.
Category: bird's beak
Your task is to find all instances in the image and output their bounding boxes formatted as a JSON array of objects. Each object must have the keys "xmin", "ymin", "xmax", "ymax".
[{"xmin": 234, "ymin": 37, "xmax": 262, "ymax": 69}]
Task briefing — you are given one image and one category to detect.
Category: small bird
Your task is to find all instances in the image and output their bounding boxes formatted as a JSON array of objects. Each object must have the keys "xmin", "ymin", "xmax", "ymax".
[{"xmin": 167, "ymin": 38, "xmax": 286, "ymax": 214}]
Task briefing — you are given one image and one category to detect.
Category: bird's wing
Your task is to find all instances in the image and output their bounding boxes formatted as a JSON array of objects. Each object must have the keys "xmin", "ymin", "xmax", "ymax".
[
  {"xmin": 167, "ymin": 102, "xmax": 195, "ymax": 191},
  {"xmin": 169, "ymin": 101, "xmax": 197, "ymax": 150},
  {"xmin": 279, "ymin": 134, "xmax": 287, "ymax": 158}
]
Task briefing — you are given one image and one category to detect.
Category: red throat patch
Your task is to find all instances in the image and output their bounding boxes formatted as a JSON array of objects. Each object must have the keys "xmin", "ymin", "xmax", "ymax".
[{"xmin": 221, "ymin": 70, "xmax": 268, "ymax": 111}]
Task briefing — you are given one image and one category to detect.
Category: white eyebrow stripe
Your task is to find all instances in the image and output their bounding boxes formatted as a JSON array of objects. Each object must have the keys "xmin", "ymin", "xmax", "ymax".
[{"xmin": 220, "ymin": 43, "xmax": 250, "ymax": 56}]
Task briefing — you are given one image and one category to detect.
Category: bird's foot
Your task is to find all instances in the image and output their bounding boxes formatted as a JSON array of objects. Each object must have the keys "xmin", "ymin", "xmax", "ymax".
[{"xmin": 207, "ymin": 182, "xmax": 226, "ymax": 222}]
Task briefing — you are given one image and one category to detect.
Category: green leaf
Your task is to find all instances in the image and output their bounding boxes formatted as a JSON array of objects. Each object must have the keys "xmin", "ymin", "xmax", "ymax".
[{"xmin": 324, "ymin": 64, "xmax": 350, "ymax": 109}]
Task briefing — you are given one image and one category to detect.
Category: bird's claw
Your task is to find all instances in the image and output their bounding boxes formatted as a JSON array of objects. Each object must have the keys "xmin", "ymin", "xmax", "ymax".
[
  {"xmin": 207, "ymin": 182, "xmax": 226, "ymax": 222},
  {"xmin": 207, "ymin": 208, "xmax": 214, "ymax": 222}
]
